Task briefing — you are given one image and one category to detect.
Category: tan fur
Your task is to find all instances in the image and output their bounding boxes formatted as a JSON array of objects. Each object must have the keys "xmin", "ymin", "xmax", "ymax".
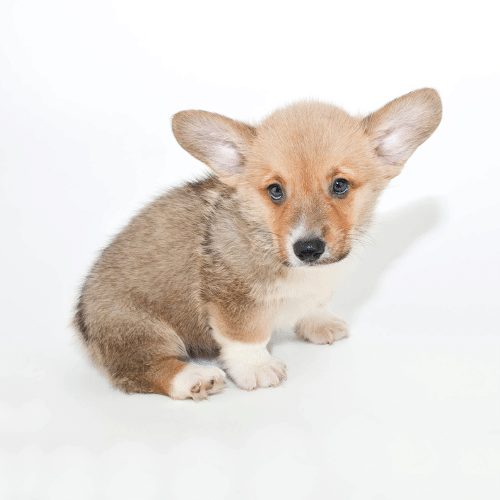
[
  {"xmin": 75, "ymin": 89, "xmax": 442, "ymax": 398},
  {"xmin": 149, "ymin": 357, "xmax": 187, "ymax": 396}
]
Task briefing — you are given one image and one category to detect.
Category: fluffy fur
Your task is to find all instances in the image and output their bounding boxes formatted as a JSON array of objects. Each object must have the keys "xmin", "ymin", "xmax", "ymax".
[{"xmin": 75, "ymin": 89, "xmax": 442, "ymax": 399}]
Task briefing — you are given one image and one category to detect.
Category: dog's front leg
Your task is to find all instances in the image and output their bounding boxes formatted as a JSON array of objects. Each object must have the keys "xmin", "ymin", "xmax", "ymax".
[
  {"xmin": 295, "ymin": 307, "xmax": 349, "ymax": 345},
  {"xmin": 209, "ymin": 305, "xmax": 287, "ymax": 390}
]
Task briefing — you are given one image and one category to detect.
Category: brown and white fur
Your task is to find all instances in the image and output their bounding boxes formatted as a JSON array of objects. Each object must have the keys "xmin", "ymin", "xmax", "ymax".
[{"xmin": 74, "ymin": 89, "xmax": 442, "ymax": 400}]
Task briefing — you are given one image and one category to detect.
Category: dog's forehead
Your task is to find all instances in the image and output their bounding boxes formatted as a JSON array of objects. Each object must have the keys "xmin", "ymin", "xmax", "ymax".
[{"xmin": 252, "ymin": 102, "xmax": 370, "ymax": 170}]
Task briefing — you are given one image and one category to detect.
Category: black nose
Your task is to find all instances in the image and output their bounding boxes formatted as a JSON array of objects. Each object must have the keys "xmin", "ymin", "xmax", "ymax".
[{"xmin": 293, "ymin": 238, "xmax": 325, "ymax": 262}]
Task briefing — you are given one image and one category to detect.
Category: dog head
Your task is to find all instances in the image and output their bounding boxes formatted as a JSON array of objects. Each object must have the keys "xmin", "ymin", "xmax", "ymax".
[{"xmin": 172, "ymin": 89, "xmax": 442, "ymax": 266}]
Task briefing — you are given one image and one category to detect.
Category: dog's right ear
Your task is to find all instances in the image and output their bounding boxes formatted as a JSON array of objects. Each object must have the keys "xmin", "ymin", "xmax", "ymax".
[
  {"xmin": 363, "ymin": 88, "xmax": 442, "ymax": 179},
  {"xmin": 172, "ymin": 110, "xmax": 256, "ymax": 184}
]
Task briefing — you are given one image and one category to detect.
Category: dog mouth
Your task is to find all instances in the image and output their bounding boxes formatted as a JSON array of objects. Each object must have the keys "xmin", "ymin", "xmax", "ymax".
[
  {"xmin": 283, "ymin": 249, "xmax": 350, "ymax": 267},
  {"xmin": 310, "ymin": 250, "xmax": 350, "ymax": 266}
]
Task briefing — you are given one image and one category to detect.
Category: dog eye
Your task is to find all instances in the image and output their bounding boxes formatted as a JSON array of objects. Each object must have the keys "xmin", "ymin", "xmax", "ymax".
[
  {"xmin": 267, "ymin": 183, "xmax": 285, "ymax": 202},
  {"xmin": 331, "ymin": 178, "xmax": 350, "ymax": 197}
]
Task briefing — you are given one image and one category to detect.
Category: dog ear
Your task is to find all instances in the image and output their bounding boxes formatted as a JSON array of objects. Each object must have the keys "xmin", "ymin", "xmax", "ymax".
[
  {"xmin": 363, "ymin": 88, "xmax": 442, "ymax": 178},
  {"xmin": 172, "ymin": 110, "xmax": 256, "ymax": 184}
]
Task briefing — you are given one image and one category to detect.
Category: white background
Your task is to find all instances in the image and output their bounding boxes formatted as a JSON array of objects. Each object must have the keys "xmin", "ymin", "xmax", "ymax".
[{"xmin": 1, "ymin": 1, "xmax": 499, "ymax": 499}]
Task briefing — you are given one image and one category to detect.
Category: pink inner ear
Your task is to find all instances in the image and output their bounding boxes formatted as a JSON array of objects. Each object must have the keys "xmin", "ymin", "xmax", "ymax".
[
  {"xmin": 209, "ymin": 141, "xmax": 243, "ymax": 174},
  {"xmin": 375, "ymin": 124, "xmax": 417, "ymax": 166}
]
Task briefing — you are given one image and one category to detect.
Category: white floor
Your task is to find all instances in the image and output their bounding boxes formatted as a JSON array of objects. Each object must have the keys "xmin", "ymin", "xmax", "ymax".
[
  {"xmin": 1, "ymin": 207, "xmax": 499, "ymax": 499},
  {"xmin": 2, "ymin": 2, "xmax": 500, "ymax": 498}
]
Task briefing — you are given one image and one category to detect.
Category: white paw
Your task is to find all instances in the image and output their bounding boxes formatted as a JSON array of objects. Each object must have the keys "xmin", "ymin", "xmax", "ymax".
[
  {"xmin": 295, "ymin": 314, "xmax": 349, "ymax": 345},
  {"xmin": 226, "ymin": 353, "xmax": 287, "ymax": 390},
  {"xmin": 169, "ymin": 364, "xmax": 226, "ymax": 401},
  {"xmin": 216, "ymin": 339, "xmax": 287, "ymax": 391}
]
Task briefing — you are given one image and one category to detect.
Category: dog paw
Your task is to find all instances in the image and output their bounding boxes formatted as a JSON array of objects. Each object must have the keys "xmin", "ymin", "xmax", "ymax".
[
  {"xmin": 295, "ymin": 315, "xmax": 349, "ymax": 345},
  {"xmin": 227, "ymin": 356, "xmax": 287, "ymax": 391},
  {"xmin": 169, "ymin": 364, "xmax": 226, "ymax": 400}
]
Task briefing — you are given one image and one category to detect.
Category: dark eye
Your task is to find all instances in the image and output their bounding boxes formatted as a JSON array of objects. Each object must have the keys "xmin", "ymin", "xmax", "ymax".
[
  {"xmin": 331, "ymin": 178, "xmax": 350, "ymax": 197},
  {"xmin": 268, "ymin": 183, "xmax": 285, "ymax": 202}
]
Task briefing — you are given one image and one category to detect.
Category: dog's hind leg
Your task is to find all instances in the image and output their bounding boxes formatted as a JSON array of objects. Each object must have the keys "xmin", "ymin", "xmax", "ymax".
[{"xmin": 76, "ymin": 307, "xmax": 225, "ymax": 399}]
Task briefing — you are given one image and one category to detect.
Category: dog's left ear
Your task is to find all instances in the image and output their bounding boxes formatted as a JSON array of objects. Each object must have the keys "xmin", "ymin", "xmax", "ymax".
[{"xmin": 363, "ymin": 88, "xmax": 442, "ymax": 178}]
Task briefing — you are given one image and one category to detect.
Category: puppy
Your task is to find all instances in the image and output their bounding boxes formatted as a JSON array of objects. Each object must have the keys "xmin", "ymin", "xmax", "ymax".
[{"xmin": 75, "ymin": 89, "xmax": 442, "ymax": 400}]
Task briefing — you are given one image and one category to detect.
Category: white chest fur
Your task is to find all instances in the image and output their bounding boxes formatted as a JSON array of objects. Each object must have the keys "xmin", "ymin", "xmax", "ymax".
[{"xmin": 263, "ymin": 264, "xmax": 341, "ymax": 332}]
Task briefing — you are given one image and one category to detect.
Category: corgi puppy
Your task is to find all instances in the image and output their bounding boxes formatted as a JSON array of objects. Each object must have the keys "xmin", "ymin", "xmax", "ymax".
[{"xmin": 75, "ymin": 89, "xmax": 442, "ymax": 400}]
